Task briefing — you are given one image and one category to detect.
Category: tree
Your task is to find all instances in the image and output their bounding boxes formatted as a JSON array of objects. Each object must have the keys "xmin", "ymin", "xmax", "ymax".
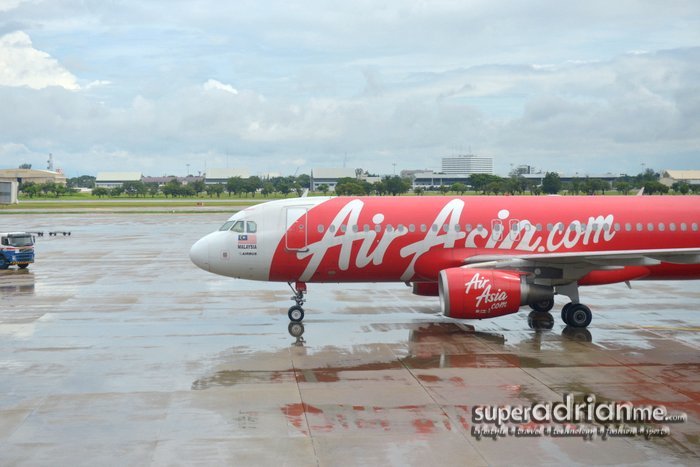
[
  {"xmin": 110, "ymin": 186, "xmax": 124, "ymax": 197},
  {"xmin": 261, "ymin": 182, "xmax": 275, "ymax": 197},
  {"xmin": 162, "ymin": 180, "xmax": 181, "ymax": 198},
  {"xmin": 413, "ymin": 187, "xmax": 424, "ymax": 196},
  {"xmin": 317, "ymin": 184, "xmax": 329, "ymax": 195},
  {"xmin": 295, "ymin": 173, "xmax": 310, "ymax": 189},
  {"xmin": 643, "ymin": 181, "xmax": 669, "ymax": 195},
  {"xmin": 225, "ymin": 177, "xmax": 244, "ymax": 196},
  {"xmin": 672, "ymin": 181, "xmax": 690, "ymax": 195},
  {"xmin": 145, "ymin": 182, "xmax": 160, "ymax": 197},
  {"xmin": 68, "ymin": 175, "xmax": 96, "ymax": 188},
  {"xmin": 570, "ymin": 177, "xmax": 582, "ymax": 195},
  {"xmin": 614, "ymin": 181, "xmax": 632, "ymax": 195},
  {"xmin": 22, "ymin": 183, "xmax": 41, "ymax": 198},
  {"xmin": 122, "ymin": 181, "xmax": 147, "ymax": 197},
  {"xmin": 372, "ymin": 180, "xmax": 387, "ymax": 195},
  {"xmin": 190, "ymin": 179, "xmax": 205, "ymax": 196},
  {"xmin": 541, "ymin": 172, "xmax": 561, "ymax": 194},
  {"xmin": 19, "ymin": 163, "xmax": 32, "ymax": 169},
  {"xmin": 92, "ymin": 187, "xmax": 109, "ymax": 198},
  {"xmin": 206, "ymin": 183, "xmax": 224, "ymax": 198},
  {"xmin": 451, "ymin": 182, "xmax": 468, "ymax": 195},
  {"xmin": 383, "ymin": 176, "xmax": 410, "ymax": 196}
]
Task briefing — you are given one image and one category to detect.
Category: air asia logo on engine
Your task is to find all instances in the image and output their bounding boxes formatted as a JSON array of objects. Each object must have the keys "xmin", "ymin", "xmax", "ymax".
[
  {"xmin": 464, "ymin": 272, "xmax": 508, "ymax": 312},
  {"xmin": 297, "ymin": 199, "xmax": 616, "ymax": 282}
]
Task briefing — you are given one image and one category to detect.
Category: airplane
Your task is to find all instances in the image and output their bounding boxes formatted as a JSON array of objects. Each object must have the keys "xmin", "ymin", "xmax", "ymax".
[{"xmin": 189, "ymin": 195, "xmax": 700, "ymax": 329}]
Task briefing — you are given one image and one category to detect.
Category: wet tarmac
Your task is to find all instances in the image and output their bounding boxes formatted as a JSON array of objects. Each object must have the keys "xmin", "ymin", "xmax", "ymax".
[{"xmin": 1, "ymin": 213, "xmax": 699, "ymax": 466}]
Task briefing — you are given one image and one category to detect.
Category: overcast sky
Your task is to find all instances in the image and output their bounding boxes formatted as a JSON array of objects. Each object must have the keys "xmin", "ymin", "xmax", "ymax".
[{"xmin": 1, "ymin": 0, "xmax": 699, "ymax": 178}]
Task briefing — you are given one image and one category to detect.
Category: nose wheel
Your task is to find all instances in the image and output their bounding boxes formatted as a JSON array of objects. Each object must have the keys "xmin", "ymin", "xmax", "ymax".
[{"xmin": 287, "ymin": 281, "xmax": 307, "ymax": 322}]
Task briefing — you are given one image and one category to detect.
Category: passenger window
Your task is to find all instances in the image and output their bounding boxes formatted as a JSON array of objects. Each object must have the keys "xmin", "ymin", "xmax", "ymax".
[
  {"xmin": 636, "ymin": 223, "xmax": 643, "ymax": 232},
  {"xmin": 340, "ymin": 225, "xmax": 347, "ymax": 233},
  {"xmin": 693, "ymin": 223, "xmax": 699, "ymax": 232},
  {"xmin": 625, "ymin": 223, "xmax": 632, "ymax": 232},
  {"xmin": 681, "ymin": 223, "xmax": 687, "ymax": 231},
  {"xmin": 374, "ymin": 224, "xmax": 381, "ymax": 233},
  {"xmin": 465, "ymin": 224, "xmax": 472, "ymax": 232},
  {"xmin": 330, "ymin": 225, "xmax": 336, "ymax": 233},
  {"xmin": 535, "ymin": 224, "xmax": 542, "ymax": 232},
  {"xmin": 246, "ymin": 221, "xmax": 257, "ymax": 233},
  {"xmin": 317, "ymin": 224, "xmax": 324, "ymax": 233},
  {"xmin": 442, "ymin": 224, "xmax": 449, "ymax": 233},
  {"xmin": 454, "ymin": 224, "xmax": 461, "ymax": 232},
  {"xmin": 231, "ymin": 221, "xmax": 245, "ymax": 233},
  {"xmin": 431, "ymin": 224, "xmax": 438, "ymax": 232},
  {"xmin": 658, "ymin": 223, "xmax": 665, "ymax": 232},
  {"xmin": 669, "ymin": 223, "xmax": 676, "ymax": 232},
  {"xmin": 363, "ymin": 224, "xmax": 370, "ymax": 232},
  {"xmin": 546, "ymin": 223, "xmax": 553, "ymax": 232},
  {"xmin": 387, "ymin": 225, "xmax": 394, "ymax": 233},
  {"xmin": 397, "ymin": 224, "xmax": 405, "ymax": 233},
  {"xmin": 614, "ymin": 223, "xmax": 621, "ymax": 232},
  {"xmin": 409, "ymin": 224, "xmax": 416, "ymax": 233},
  {"xmin": 352, "ymin": 225, "xmax": 358, "ymax": 233},
  {"xmin": 647, "ymin": 223, "xmax": 654, "ymax": 231},
  {"xmin": 420, "ymin": 224, "xmax": 427, "ymax": 233}
]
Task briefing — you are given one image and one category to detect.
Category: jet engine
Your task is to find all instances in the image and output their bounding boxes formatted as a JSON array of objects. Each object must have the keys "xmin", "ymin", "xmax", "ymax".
[{"xmin": 438, "ymin": 268, "xmax": 553, "ymax": 319}]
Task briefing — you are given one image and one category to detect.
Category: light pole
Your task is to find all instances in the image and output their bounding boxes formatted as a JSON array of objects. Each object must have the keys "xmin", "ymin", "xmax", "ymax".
[{"xmin": 186, "ymin": 164, "xmax": 190, "ymax": 176}]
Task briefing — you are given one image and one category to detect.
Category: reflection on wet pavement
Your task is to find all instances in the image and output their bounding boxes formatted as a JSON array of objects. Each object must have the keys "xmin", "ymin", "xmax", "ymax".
[{"xmin": 0, "ymin": 213, "xmax": 698, "ymax": 466}]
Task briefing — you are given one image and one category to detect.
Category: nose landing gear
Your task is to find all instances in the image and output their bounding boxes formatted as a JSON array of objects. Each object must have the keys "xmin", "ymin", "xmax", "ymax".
[{"xmin": 287, "ymin": 281, "xmax": 307, "ymax": 322}]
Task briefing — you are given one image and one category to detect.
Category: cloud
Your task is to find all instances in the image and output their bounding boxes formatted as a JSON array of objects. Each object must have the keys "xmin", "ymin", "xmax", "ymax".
[
  {"xmin": 202, "ymin": 79, "xmax": 238, "ymax": 95},
  {"xmin": 0, "ymin": 31, "xmax": 79, "ymax": 90}
]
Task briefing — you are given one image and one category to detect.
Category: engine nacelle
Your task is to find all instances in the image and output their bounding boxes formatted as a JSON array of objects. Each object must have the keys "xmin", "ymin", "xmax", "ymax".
[
  {"xmin": 412, "ymin": 282, "xmax": 439, "ymax": 296},
  {"xmin": 438, "ymin": 268, "xmax": 553, "ymax": 320}
]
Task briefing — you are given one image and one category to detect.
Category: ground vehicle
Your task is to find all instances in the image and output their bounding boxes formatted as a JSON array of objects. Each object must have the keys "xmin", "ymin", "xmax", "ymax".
[{"xmin": 0, "ymin": 232, "xmax": 35, "ymax": 269}]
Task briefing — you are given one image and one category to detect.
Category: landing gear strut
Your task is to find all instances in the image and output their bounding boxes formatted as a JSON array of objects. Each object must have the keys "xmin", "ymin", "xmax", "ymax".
[{"xmin": 287, "ymin": 281, "xmax": 306, "ymax": 322}]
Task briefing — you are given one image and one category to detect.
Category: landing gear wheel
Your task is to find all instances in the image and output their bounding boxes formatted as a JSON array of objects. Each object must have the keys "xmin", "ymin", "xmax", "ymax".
[
  {"xmin": 561, "ymin": 303, "xmax": 573, "ymax": 325},
  {"xmin": 288, "ymin": 322, "xmax": 305, "ymax": 338},
  {"xmin": 288, "ymin": 305, "xmax": 304, "ymax": 322},
  {"xmin": 18, "ymin": 264, "xmax": 28, "ymax": 269},
  {"xmin": 527, "ymin": 311, "xmax": 554, "ymax": 330},
  {"xmin": 565, "ymin": 304, "xmax": 592, "ymax": 328},
  {"xmin": 530, "ymin": 298, "xmax": 555, "ymax": 313},
  {"xmin": 0, "ymin": 259, "xmax": 8, "ymax": 270}
]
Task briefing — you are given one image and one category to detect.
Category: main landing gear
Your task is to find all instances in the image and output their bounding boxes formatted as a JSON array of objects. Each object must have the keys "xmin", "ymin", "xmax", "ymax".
[
  {"xmin": 287, "ymin": 281, "xmax": 306, "ymax": 322},
  {"xmin": 560, "ymin": 303, "xmax": 592, "ymax": 328},
  {"xmin": 527, "ymin": 284, "xmax": 593, "ymax": 329}
]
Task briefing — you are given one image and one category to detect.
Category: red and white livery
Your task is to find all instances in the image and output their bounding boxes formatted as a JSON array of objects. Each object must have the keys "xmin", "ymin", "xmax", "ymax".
[{"xmin": 190, "ymin": 196, "xmax": 700, "ymax": 328}]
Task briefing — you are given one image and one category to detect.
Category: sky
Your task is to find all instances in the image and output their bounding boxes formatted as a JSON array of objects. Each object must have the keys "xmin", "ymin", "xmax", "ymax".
[{"xmin": 0, "ymin": 0, "xmax": 699, "ymax": 178}]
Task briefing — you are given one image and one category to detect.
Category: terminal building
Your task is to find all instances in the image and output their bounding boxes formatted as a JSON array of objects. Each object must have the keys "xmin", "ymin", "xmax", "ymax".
[
  {"xmin": 0, "ymin": 168, "xmax": 67, "ymax": 186},
  {"xmin": 441, "ymin": 154, "xmax": 493, "ymax": 175},
  {"xmin": 661, "ymin": 170, "xmax": 700, "ymax": 187},
  {"xmin": 95, "ymin": 172, "xmax": 143, "ymax": 188},
  {"xmin": 310, "ymin": 168, "xmax": 361, "ymax": 191},
  {"xmin": 410, "ymin": 171, "xmax": 471, "ymax": 189},
  {"xmin": 204, "ymin": 168, "xmax": 249, "ymax": 185}
]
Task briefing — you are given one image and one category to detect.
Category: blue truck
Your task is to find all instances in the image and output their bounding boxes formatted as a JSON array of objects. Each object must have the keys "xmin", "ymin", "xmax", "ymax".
[{"xmin": 0, "ymin": 232, "xmax": 35, "ymax": 269}]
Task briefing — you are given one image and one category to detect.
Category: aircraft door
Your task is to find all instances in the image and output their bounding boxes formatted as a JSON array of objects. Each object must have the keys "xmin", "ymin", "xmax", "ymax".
[{"xmin": 285, "ymin": 207, "xmax": 308, "ymax": 251}]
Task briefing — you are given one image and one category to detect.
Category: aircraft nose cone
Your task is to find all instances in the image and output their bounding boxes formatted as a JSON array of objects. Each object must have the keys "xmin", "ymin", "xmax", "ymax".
[{"xmin": 189, "ymin": 237, "xmax": 210, "ymax": 271}]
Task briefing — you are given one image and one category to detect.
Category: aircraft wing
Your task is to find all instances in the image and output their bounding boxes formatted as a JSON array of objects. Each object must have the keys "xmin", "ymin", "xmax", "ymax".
[{"xmin": 462, "ymin": 248, "xmax": 700, "ymax": 284}]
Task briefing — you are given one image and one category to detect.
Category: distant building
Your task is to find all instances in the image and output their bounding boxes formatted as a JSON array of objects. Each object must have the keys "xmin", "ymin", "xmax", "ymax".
[
  {"xmin": 513, "ymin": 165, "xmax": 533, "ymax": 175},
  {"xmin": 143, "ymin": 175, "xmax": 204, "ymax": 186},
  {"xmin": 441, "ymin": 154, "xmax": 493, "ymax": 175},
  {"xmin": 661, "ymin": 170, "xmax": 700, "ymax": 187},
  {"xmin": 204, "ymin": 168, "xmax": 249, "ymax": 185},
  {"xmin": 0, "ymin": 179, "xmax": 19, "ymax": 204},
  {"xmin": 95, "ymin": 172, "xmax": 143, "ymax": 188},
  {"xmin": 310, "ymin": 168, "xmax": 360, "ymax": 191},
  {"xmin": 0, "ymin": 168, "xmax": 67, "ymax": 186},
  {"xmin": 411, "ymin": 171, "xmax": 471, "ymax": 188}
]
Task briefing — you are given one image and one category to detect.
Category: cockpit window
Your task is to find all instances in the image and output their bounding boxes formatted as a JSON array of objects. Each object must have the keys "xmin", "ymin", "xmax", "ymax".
[
  {"xmin": 231, "ymin": 221, "xmax": 245, "ymax": 233},
  {"xmin": 246, "ymin": 221, "xmax": 257, "ymax": 233},
  {"xmin": 219, "ymin": 221, "xmax": 235, "ymax": 231}
]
